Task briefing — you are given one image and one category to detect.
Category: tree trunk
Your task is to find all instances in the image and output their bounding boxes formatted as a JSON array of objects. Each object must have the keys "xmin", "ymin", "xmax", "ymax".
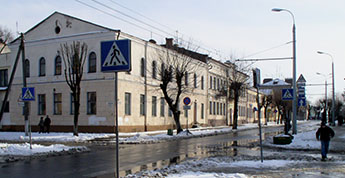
[
  {"xmin": 73, "ymin": 102, "xmax": 79, "ymax": 136},
  {"xmin": 73, "ymin": 89, "xmax": 80, "ymax": 136},
  {"xmin": 173, "ymin": 111, "xmax": 183, "ymax": 134},
  {"xmin": 264, "ymin": 107, "xmax": 268, "ymax": 125},
  {"xmin": 233, "ymin": 93, "xmax": 239, "ymax": 129}
]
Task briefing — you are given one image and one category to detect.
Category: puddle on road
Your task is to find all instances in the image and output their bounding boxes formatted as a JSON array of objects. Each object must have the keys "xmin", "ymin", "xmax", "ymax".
[{"xmin": 116, "ymin": 139, "xmax": 260, "ymax": 177}]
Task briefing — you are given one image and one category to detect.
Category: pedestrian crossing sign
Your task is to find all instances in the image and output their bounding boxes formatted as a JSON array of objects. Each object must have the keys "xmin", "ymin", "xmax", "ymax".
[
  {"xmin": 22, "ymin": 87, "xmax": 35, "ymax": 101},
  {"xmin": 101, "ymin": 39, "xmax": 131, "ymax": 72},
  {"xmin": 282, "ymin": 88, "xmax": 293, "ymax": 100}
]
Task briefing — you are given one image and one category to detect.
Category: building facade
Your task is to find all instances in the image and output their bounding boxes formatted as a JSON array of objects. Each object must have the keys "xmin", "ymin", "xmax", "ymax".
[{"xmin": 0, "ymin": 12, "xmax": 262, "ymax": 133}]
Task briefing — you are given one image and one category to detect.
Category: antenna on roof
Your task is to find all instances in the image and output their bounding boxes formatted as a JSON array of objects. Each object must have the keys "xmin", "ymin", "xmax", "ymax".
[{"xmin": 16, "ymin": 21, "xmax": 19, "ymax": 35}]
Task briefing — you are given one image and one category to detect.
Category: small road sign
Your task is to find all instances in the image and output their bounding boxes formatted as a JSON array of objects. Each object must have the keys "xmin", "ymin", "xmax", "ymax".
[
  {"xmin": 282, "ymin": 89, "xmax": 293, "ymax": 100},
  {"xmin": 183, "ymin": 97, "xmax": 191, "ymax": 105},
  {"xmin": 298, "ymin": 98, "xmax": 306, "ymax": 107},
  {"xmin": 22, "ymin": 87, "xmax": 35, "ymax": 101},
  {"xmin": 183, "ymin": 105, "xmax": 191, "ymax": 110},
  {"xmin": 101, "ymin": 39, "xmax": 131, "ymax": 72}
]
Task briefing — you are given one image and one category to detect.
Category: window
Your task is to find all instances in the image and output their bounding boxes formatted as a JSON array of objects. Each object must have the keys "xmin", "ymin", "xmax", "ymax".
[
  {"xmin": 55, "ymin": 56, "xmax": 62, "ymax": 75},
  {"xmin": 125, "ymin": 92, "xmax": 131, "ymax": 115},
  {"xmin": 217, "ymin": 78, "xmax": 220, "ymax": 91},
  {"xmin": 87, "ymin": 92, "xmax": 97, "ymax": 114},
  {"xmin": 140, "ymin": 94, "xmax": 146, "ymax": 115},
  {"xmin": 201, "ymin": 76, "xmax": 204, "ymax": 90},
  {"xmin": 217, "ymin": 102, "xmax": 219, "ymax": 115},
  {"xmin": 39, "ymin": 57, "xmax": 46, "ymax": 76},
  {"xmin": 160, "ymin": 63, "xmax": 165, "ymax": 80},
  {"xmin": 209, "ymin": 101, "xmax": 212, "ymax": 115},
  {"xmin": 152, "ymin": 61, "xmax": 157, "ymax": 79},
  {"xmin": 152, "ymin": 96, "xmax": 157, "ymax": 116},
  {"xmin": 53, "ymin": 93, "xmax": 62, "ymax": 115},
  {"xmin": 194, "ymin": 73, "xmax": 197, "ymax": 88},
  {"xmin": 213, "ymin": 102, "xmax": 216, "ymax": 115},
  {"xmin": 214, "ymin": 77, "xmax": 216, "ymax": 90},
  {"xmin": 168, "ymin": 108, "xmax": 172, "ymax": 117},
  {"xmin": 160, "ymin": 97, "xmax": 165, "ymax": 117},
  {"xmin": 24, "ymin": 59, "xmax": 30, "ymax": 77},
  {"xmin": 88, "ymin": 52, "xmax": 97, "ymax": 73},
  {"xmin": 201, "ymin": 103, "xmax": 204, "ymax": 119},
  {"xmin": 0, "ymin": 69, "xmax": 8, "ymax": 87},
  {"xmin": 140, "ymin": 58, "xmax": 145, "ymax": 77},
  {"xmin": 4, "ymin": 101, "xmax": 9, "ymax": 113},
  {"xmin": 224, "ymin": 103, "xmax": 226, "ymax": 116},
  {"xmin": 38, "ymin": 94, "xmax": 46, "ymax": 115},
  {"xmin": 220, "ymin": 103, "xmax": 223, "ymax": 115},
  {"xmin": 70, "ymin": 93, "xmax": 74, "ymax": 115},
  {"xmin": 185, "ymin": 72, "xmax": 188, "ymax": 86},
  {"xmin": 210, "ymin": 76, "xmax": 212, "ymax": 89}
]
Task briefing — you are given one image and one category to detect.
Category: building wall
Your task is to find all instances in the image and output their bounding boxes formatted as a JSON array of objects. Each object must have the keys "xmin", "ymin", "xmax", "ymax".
[{"xmin": 0, "ymin": 12, "xmax": 262, "ymax": 133}]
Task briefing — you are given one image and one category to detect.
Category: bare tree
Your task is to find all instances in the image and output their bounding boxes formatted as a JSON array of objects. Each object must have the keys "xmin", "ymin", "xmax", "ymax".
[
  {"xmin": 261, "ymin": 95, "xmax": 273, "ymax": 125},
  {"xmin": 0, "ymin": 26, "xmax": 14, "ymax": 54},
  {"xmin": 60, "ymin": 41, "xmax": 88, "ymax": 136},
  {"xmin": 157, "ymin": 41, "xmax": 204, "ymax": 134},
  {"xmin": 225, "ymin": 61, "xmax": 250, "ymax": 129}
]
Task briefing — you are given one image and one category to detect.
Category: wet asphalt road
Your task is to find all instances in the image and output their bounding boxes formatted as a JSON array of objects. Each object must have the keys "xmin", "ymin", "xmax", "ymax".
[{"xmin": 0, "ymin": 125, "xmax": 285, "ymax": 178}]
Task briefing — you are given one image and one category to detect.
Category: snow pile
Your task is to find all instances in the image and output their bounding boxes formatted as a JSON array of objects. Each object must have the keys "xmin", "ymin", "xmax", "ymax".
[
  {"xmin": 0, "ymin": 143, "xmax": 87, "ymax": 156},
  {"xmin": 265, "ymin": 130, "xmax": 320, "ymax": 149},
  {"xmin": 0, "ymin": 132, "xmax": 115, "ymax": 143},
  {"xmin": 126, "ymin": 157, "xmax": 300, "ymax": 178},
  {"xmin": 167, "ymin": 172, "xmax": 248, "ymax": 178}
]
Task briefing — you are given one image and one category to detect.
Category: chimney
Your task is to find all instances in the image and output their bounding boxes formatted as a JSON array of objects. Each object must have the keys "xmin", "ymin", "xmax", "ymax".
[
  {"xmin": 165, "ymin": 38, "xmax": 173, "ymax": 48},
  {"xmin": 149, "ymin": 39, "xmax": 156, "ymax": 44}
]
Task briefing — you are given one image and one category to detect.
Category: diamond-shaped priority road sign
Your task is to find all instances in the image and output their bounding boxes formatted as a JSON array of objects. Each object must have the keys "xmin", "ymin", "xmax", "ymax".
[
  {"xmin": 22, "ymin": 87, "xmax": 35, "ymax": 101},
  {"xmin": 101, "ymin": 39, "xmax": 131, "ymax": 72},
  {"xmin": 282, "ymin": 88, "xmax": 293, "ymax": 100}
]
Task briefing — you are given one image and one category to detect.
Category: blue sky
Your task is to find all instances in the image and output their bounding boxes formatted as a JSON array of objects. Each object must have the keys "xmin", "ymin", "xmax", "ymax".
[{"xmin": 2, "ymin": 0, "xmax": 345, "ymax": 104}]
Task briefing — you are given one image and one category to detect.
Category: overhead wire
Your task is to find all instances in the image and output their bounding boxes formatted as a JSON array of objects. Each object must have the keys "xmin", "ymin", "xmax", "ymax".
[
  {"xmin": 74, "ymin": 0, "xmax": 167, "ymax": 39},
  {"xmin": 76, "ymin": 0, "xmax": 223, "ymax": 58}
]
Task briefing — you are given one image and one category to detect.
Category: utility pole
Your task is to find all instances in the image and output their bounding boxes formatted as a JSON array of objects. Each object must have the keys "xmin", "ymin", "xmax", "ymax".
[
  {"xmin": 20, "ymin": 33, "xmax": 29, "ymax": 136},
  {"xmin": 0, "ymin": 34, "xmax": 24, "ymax": 122}
]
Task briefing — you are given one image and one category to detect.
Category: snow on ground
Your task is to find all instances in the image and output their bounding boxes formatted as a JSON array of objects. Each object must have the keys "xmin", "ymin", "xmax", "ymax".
[
  {"xmin": 0, "ymin": 143, "xmax": 86, "ymax": 156},
  {"xmin": 127, "ymin": 156, "xmax": 302, "ymax": 178},
  {"xmin": 0, "ymin": 121, "xmax": 310, "ymax": 158},
  {"xmin": 264, "ymin": 130, "xmax": 320, "ymax": 149},
  {"xmin": 0, "ymin": 132, "xmax": 116, "ymax": 143}
]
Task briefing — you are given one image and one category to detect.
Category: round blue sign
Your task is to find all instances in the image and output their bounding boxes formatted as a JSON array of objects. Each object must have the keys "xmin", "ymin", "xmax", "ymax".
[{"xmin": 183, "ymin": 97, "xmax": 191, "ymax": 105}]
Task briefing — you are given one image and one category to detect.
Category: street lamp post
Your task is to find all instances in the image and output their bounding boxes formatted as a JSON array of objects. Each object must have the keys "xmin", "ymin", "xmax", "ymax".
[
  {"xmin": 272, "ymin": 8, "xmax": 297, "ymax": 134},
  {"xmin": 316, "ymin": 72, "xmax": 329, "ymax": 123},
  {"xmin": 317, "ymin": 51, "xmax": 335, "ymax": 126}
]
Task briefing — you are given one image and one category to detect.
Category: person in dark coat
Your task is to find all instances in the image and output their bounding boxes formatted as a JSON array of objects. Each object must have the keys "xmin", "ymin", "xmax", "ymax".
[
  {"xmin": 316, "ymin": 122, "xmax": 335, "ymax": 161},
  {"xmin": 38, "ymin": 117, "xmax": 44, "ymax": 134},
  {"xmin": 44, "ymin": 115, "xmax": 51, "ymax": 133}
]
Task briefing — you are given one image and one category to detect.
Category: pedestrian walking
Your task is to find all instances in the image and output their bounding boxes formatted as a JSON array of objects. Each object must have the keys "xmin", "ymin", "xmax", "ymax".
[
  {"xmin": 44, "ymin": 115, "xmax": 51, "ymax": 133},
  {"xmin": 316, "ymin": 122, "xmax": 335, "ymax": 161},
  {"xmin": 38, "ymin": 117, "xmax": 44, "ymax": 134}
]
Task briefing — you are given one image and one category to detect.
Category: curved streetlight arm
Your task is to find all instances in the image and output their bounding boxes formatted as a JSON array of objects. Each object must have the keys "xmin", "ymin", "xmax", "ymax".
[
  {"xmin": 272, "ymin": 8, "xmax": 296, "ymax": 25},
  {"xmin": 317, "ymin": 51, "xmax": 334, "ymax": 62}
]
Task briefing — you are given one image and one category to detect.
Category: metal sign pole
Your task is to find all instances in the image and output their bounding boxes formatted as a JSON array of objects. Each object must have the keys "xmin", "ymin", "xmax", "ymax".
[
  {"xmin": 257, "ymin": 87, "xmax": 264, "ymax": 163},
  {"xmin": 114, "ymin": 72, "xmax": 119, "ymax": 178}
]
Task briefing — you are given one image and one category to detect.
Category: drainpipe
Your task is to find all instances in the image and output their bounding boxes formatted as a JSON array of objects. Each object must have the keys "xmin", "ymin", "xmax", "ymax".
[{"xmin": 144, "ymin": 41, "xmax": 148, "ymax": 131}]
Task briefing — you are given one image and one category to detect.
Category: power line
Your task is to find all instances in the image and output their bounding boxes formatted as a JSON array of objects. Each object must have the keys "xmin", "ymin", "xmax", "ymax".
[
  {"xmin": 108, "ymin": 0, "xmax": 176, "ymax": 33},
  {"xmin": 76, "ymin": 0, "xmax": 223, "ymax": 58},
  {"xmin": 92, "ymin": 0, "xmax": 176, "ymax": 38},
  {"xmin": 75, "ymin": 0, "xmax": 167, "ymax": 39}
]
